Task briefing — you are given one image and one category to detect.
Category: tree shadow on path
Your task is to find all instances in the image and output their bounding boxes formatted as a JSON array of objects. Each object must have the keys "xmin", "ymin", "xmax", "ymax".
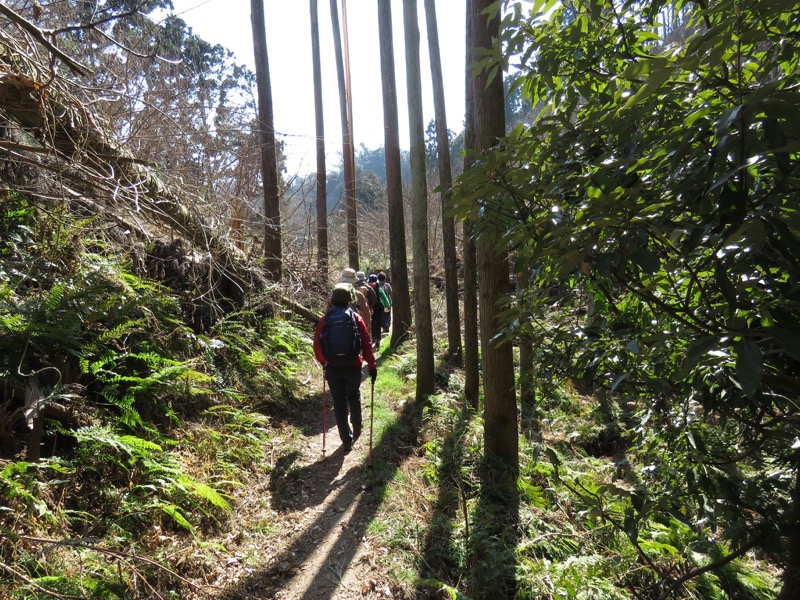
[{"xmin": 220, "ymin": 361, "xmax": 422, "ymax": 600}]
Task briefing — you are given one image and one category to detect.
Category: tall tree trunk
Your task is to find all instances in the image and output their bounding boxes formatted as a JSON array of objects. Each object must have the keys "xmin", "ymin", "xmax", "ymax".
[
  {"xmin": 403, "ymin": 0, "xmax": 435, "ymax": 400},
  {"xmin": 462, "ymin": 0, "xmax": 480, "ymax": 410},
  {"xmin": 424, "ymin": 0, "xmax": 462, "ymax": 364},
  {"xmin": 517, "ymin": 266, "xmax": 536, "ymax": 431},
  {"xmin": 470, "ymin": 0, "xmax": 517, "ymax": 469},
  {"xmin": 341, "ymin": 0, "xmax": 359, "ymax": 269},
  {"xmin": 467, "ymin": 11, "xmax": 519, "ymax": 599},
  {"xmin": 250, "ymin": 0, "xmax": 281, "ymax": 281},
  {"xmin": 377, "ymin": 0, "xmax": 411, "ymax": 349},
  {"xmin": 330, "ymin": 0, "xmax": 359, "ymax": 270},
  {"xmin": 310, "ymin": 0, "xmax": 328, "ymax": 274}
]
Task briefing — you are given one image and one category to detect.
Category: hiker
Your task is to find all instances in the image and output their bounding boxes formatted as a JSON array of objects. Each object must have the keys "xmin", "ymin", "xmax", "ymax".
[
  {"xmin": 377, "ymin": 272, "xmax": 392, "ymax": 333},
  {"xmin": 314, "ymin": 284, "xmax": 377, "ymax": 453},
  {"xmin": 368, "ymin": 274, "xmax": 385, "ymax": 350},
  {"xmin": 339, "ymin": 267, "xmax": 371, "ymax": 334},
  {"xmin": 356, "ymin": 270, "xmax": 378, "ymax": 318}
]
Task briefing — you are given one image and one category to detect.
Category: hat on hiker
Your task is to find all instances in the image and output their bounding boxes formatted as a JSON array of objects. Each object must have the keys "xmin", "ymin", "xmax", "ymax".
[
  {"xmin": 356, "ymin": 270, "xmax": 366, "ymax": 282},
  {"xmin": 339, "ymin": 268, "xmax": 357, "ymax": 284},
  {"xmin": 331, "ymin": 283, "xmax": 353, "ymax": 306},
  {"xmin": 368, "ymin": 274, "xmax": 378, "ymax": 284}
]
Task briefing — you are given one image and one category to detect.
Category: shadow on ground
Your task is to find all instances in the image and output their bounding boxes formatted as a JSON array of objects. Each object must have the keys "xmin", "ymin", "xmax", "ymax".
[{"xmin": 220, "ymin": 351, "xmax": 422, "ymax": 600}]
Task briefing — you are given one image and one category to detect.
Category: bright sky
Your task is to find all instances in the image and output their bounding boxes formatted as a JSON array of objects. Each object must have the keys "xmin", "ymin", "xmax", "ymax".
[{"xmin": 166, "ymin": 0, "xmax": 467, "ymax": 176}]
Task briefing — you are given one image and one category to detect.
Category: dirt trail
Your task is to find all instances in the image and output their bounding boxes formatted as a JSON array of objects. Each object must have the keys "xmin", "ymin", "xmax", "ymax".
[{"xmin": 207, "ymin": 375, "xmax": 405, "ymax": 600}]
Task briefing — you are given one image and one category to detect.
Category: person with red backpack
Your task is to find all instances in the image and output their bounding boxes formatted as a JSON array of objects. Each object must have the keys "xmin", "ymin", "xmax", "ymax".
[{"xmin": 313, "ymin": 283, "xmax": 377, "ymax": 453}]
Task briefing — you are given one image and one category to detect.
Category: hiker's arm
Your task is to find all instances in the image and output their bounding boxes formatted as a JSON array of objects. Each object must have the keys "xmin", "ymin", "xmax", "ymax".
[
  {"xmin": 313, "ymin": 317, "xmax": 327, "ymax": 365},
  {"xmin": 357, "ymin": 316, "xmax": 377, "ymax": 370}
]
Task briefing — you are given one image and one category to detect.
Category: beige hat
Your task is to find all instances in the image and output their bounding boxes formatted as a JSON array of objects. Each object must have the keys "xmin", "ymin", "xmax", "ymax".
[
  {"xmin": 339, "ymin": 268, "xmax": 357, "ymax": 284},
  {"xmin": 356, "ymin": 270, "xmax": 366, "ymax": 282}
]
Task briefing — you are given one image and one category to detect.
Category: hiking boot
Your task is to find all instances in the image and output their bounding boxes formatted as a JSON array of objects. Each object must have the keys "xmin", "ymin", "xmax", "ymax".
[
  {"xmin": 352, "ymin": 424, "xmax": 362, "ymax": 443},
  {"xmin": 342, "ymin": 439, "xmax": 352, "ymax": 453}
]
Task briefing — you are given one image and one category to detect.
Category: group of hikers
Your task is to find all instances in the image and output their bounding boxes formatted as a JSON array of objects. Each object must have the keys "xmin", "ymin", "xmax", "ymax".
[{"xmin": 312, "ymin": 268, "xmax": 393, "ymax": 453}]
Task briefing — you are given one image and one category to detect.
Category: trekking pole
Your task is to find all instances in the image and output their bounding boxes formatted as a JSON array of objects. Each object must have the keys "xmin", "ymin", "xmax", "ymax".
[
  {"xmin": 368, "ymin": 377, "xmax": 375, "ymax": 468},
  {"xmin": 321, "ymin": 372, "xmax": 327, "ymax": 454}
]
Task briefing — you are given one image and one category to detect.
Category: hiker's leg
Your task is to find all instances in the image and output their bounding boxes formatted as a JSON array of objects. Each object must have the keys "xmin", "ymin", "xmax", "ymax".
[
  {"xmin": 326, "ymin": 368, "xmax": 352, "ymax": 444},
  {"xmin": 344, "ymin": 366, "xmax": 363, "ymax": 438},
  {"xmin": 382, "ymin": 308, "xmax": 391, "ymax": 333},
  {"xmin": 371, "ymin": 308, "xmax": 382, "ymax": 348}
]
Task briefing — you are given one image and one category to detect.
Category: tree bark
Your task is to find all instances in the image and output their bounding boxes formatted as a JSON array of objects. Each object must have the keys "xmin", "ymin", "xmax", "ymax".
[
  {"xmin": 251, "ymin": 0, "xmax": 282, "ymax": 281},
  {"xmin": 470, "ymin": 0, "xmax": 517, "ymax": 469},
  {"xmin": 310, "ymin": 0, "xmax": 328, "ymax": 274},
  {"xmin": 377, "ymin": 0, "xmax": 411, "ymax": 349},
  {"xmin": 329, "ymin": 0, "xmax": 359, "ymax": 270},
  {"xmin": 403, "ymin": 0, "xmax": 435, "ymax": 400},
  {"xmin": 424, "ymin": 0, "xmax": 462, "ymax": 364},
  {"xmin": 518, "ymin": 266, "xmax": 536, "ymax": 431},
  {"xmin": 462, "ymin": 0, "xmax": 480, "ymax": 410},
  {"xmin": 466, "ymin": 13, "xmax": 519, "ymax": 599},
  {"xmin": 469, "ymin": 0, "xmax": 519, "ymax": 470}
]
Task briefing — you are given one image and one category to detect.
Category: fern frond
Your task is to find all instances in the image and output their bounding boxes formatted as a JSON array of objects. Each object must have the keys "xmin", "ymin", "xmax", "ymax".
[
  {"xmin": 181, "ymin": 478, "xmax": 231, "ymax": 511},
  {"xmin": 46, "ymin": 283, "xmax": 67, "ymax": 313},
  {"xmin": 160, "ymin": 504, "xmax": 195, "ymax": 534},
  {"xmin": 118, "ymin": 435, "xmax": 163, "ymax": 453},
  {"xmin": 74, "ymin": 426, "xmax": 158, "ymax": 458},
  {"xmin": 0, "ymin": 313, "xmax": 26, "ymax": 333}
]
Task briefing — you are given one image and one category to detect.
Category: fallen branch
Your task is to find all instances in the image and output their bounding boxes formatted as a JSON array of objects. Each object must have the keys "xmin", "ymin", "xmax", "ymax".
[{"xmin": 0, "ymin": 4, "xmax": 91, "ymax": 77}]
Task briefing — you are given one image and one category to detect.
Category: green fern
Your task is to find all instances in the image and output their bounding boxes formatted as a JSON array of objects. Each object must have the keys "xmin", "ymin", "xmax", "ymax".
[
  {"xmin": 178, "ymin": 477, "xmax": 231, "ymax": 511},
  {"xmin": 73, "ymin": 425, "xmax": 232, "ymax": 531},
  {"xmin": 0, "ymin": 461, "xmax": 58, "ymax": 526},
  {"xmin": 45, "ymin": 282, "xmax": 67, "ymax": 314},
  {"xmin": 160, "ymin": 504, "xmax": 196, "ymax": 534},
  {"xmin": 415, "ymin": 579, "xmax": 471, "ymax": 599},
  {"xmin": 74, "ymin": 426, "xmax": 160, "ymax": 456},
  {"xmin": 0, "ymin": 312, "xmax": 26, "ymax": 334}
]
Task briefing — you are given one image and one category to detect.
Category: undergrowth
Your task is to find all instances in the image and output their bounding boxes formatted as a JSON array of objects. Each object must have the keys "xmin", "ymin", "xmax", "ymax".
[
  {"xmin": 368, "ymin": 342, "xmax": 781, "ymax": 600},
  {"xmin": 0, "ymin": 200, "xmax": 782, "ymax": 599},
  {"xmin": 0, "ymin": 200, "xmax": 312, "ymax": 598}
]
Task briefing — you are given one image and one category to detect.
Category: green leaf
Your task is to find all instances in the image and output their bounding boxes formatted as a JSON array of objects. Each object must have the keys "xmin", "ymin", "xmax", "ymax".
[
  {"xmin": 735, "ymin": 337, "xmax": 763, "ymax": 397},
  {"xmin": 611, "ymin": 373, "xmax": 628, "ymax": 392},
  {"xmin": 624, "ymin": 512, "xmax": 638, "ymax": 542},
  {"xmin": 681, "ymin": 336, "xmax": 718, "ymax": 376},
  {"xmin": 715, "ymin": 262, "xmax": 737, "ymax": 309},
  {"xmin": 620, "ymin": 65, "xmax": 673, "ymax": 110},
  {"xmin": 716, "ymin": 105, "xmax": 743, "ymax": 132},
  {"xmin": 686, "ymin": 430, "xmax": 707, "ymax": 454},
  {"xmin": 770, "ymin": 323, "xmax": 800, "ymax": 361},
  {"xmin": 632, "ymin": 249, "xmax": 660, "ymax": 274},
  {"xmin": 161, "ymin": 504, "xmax": 196, "ymax": 533},
  {"xmin": 639, "ymin": 539, "xmax": 680, "ymax": 556}
]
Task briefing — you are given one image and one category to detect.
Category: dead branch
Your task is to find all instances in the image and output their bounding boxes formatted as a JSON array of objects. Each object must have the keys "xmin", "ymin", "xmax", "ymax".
[{"xmin": 0, "ymin": 4, "xmax": 91, "ymax": 77}]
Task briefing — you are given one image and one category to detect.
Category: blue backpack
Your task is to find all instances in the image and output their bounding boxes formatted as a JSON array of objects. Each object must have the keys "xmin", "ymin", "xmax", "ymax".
[{"xmin": 321, "ymin": 306, "xmax": 361, "ymax": 366}]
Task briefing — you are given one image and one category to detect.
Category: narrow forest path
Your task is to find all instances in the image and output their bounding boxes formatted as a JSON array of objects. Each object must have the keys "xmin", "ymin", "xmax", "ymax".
[{"xmin": 204, "ymin": 362, "xmax": 419, "ymax": 600}]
